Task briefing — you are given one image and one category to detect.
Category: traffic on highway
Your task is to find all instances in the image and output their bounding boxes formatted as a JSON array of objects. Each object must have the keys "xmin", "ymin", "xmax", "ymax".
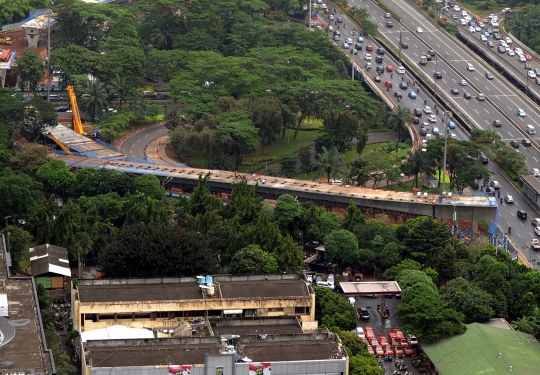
[{"xmin": 325, "ymin": 1, "xmax": 540, "ymax": 267}]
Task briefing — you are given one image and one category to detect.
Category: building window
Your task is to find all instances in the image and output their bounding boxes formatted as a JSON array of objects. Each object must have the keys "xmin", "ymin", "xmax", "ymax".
[
  {"xmin": 156, "ymin": 312, "xmax": 169, "ymax": 319},
  {"xmin": 295, "ymin": 307, "xmax": 310, "ymax": 314},
  {"xmin": 99, "ymin": 314, "xmax": 115, "ymax": 321},
  {"xmin": 268, "ymin": 308, "xmax": 284, "ymax": 312},
  {"xmin": 244, "ymin": 309, "xmax": 256, "ymax": 317},
  {"xmin": 117, "ymin": 314, "xmax": 133, "ymax": 320},
  {"xmin": 134, "ymin": 313, "xmax": 150, "ymax": 319}
]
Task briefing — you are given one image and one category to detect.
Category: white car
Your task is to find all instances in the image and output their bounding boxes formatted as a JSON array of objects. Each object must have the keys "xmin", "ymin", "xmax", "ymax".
[
  {"xmin": 416, "ymin": 27, "xmax": 423, "ymax": 33},
  {"xmin": 397, "ymin": 66, "xmax": 405, "ymax": 74},
  {"xmin": 531, "ymin": 168, "xmax": 540, "ymax": 177},
  {"xmin": 461, "ymin": 10, "xmax": 468, "ymax": 16},
  {"xmin": 505, "ymin": 37, "xmax": 512, "ymax": 45},
  {"xmin": 346, "ymin": 37, "xmax": 353, "ymax": 44},
  {"xmin": 528, "ymin": 71, "xmax": 537, "ymax": 79},
  {"xmin": 329, "ymin": 14, "xmax": 334, "ymax": 20},
  {"xmin": 365, "ymin": 53, "xmax": 372, "ymax": 60},
  {"xmin": 500, "ymin": 41, "xmax": 508, "ymax": 48},
  {"xmin": 492, "ymin": 16, "xmax": 498, "ymax": 22},
  {"xmin": 454, "ymin": 5, "xmax": 460, "ymax": 11},
  {"xmin": 468, "ymin": 26, "xmax": 475, "ymax": 33},
  {"xmin": 475, "ymin": 26, "xmax": 481, "ymax": 32},
  {"xmin": 459, "ymin": 79, "xmax": 468, "ymax": 86},
  {"xmin": 515, "ymin": 47, "xmax": 523, "ymax": 55},
  {"xmin": 423, "ymin": 105, "xmax": 432, "ymax": 114},
  {"xmin": 504, "ymin": 194, "xmax": 514, "ymax": 203},
  {"xmin": 355, "ymin": 327, "xmax": 365, "ymax": 339},
  {"xmin": 427, "ymin": 114, "xmax": 437, "ymax": 123},
  {"xmin": 532, "ymin": 218, "xmax": 540, "ymax": 226},
  {"xmin": 479, "ymin": 22, "xmax": 485, "ymax": 28},
  {"xmin": 507, "ymin": 49, "xmax": 515, "ymax": 56},
  {"xmin": 535, "ymin": 227, "xmax": 540, "ymax": 236},
  {"xmin": 519, "ymin": 55, "xmax": 526, "ymax": 62},
  {"xmin": 467, "ymin": 63, "xmax": 475, "ymax": 71},
  {"xmin": 481, "ymin": 35, "xmax": 487, "ymax": 41}
]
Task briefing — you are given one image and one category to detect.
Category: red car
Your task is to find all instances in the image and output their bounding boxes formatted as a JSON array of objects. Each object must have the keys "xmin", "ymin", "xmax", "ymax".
[
  {"xmin": 385, "ymin": 81, "xmax": 393, "ymax": 88},
  {"xmin": 366, "ymin": 45, "xmax": 373, "ymax": 52},
  {"xmin": 367, "ymin": 345, "xmax": 376, "ymax": 355},
  {"xmin": 384, "ymin": 346, "xmax": 394, "ymax": 357},
  {"xmin": 525, "ymin": 54, "xmax": 532, "ymax": 61},
  {"xmin": 374, "ymin": 345, "xmax": 385, "ymax": 356},
  {"xmin": 379, "ymin": 335, "xmax": 390, "ymax": 348},
  {"xmin": 386, "ymin": 65, "xmax": 394, "ymax": 72},
  {"xmin": 365, "ymin": 326, "xmax": 375, "ymax": 340},
  {"xmin": 403, "ymin": 344, "xmax": 414, "ymax": 356},
  {"xmin": 394, "ymin": 329, "xmax": 405, "ymax": 340},
  {"xmin": 394, "ymin": 344, "xmax": 404, "ymax": 358}
]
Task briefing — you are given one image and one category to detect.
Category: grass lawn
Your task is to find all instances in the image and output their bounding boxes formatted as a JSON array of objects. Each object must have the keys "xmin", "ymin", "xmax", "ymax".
[
  {"xmin": 460, "ymin": 3, "xmax": 509, "ymax": 17},
  {"xmin": 382, "ymin": 169, "xmax": 450, "ymax": 193},
  {"xmin": 187, "ymin": 129, "xmax": 320, "ymax": 171}
]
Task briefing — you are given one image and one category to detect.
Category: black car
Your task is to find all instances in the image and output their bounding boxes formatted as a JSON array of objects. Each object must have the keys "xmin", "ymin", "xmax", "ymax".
[
  {"xmin": 377, "ymin": 47, "xmax": 385, "ymax": 55},
  {"xmin": 374, "ymin": 75, "xmax": 381, "ymax": 82},
  {"xmin": 497, "ymin": 46, "xmax": 506, "ymax": 53},
  {"xmin": 525, "ymin": 62, "xmax": 531, "ymax": 70},
  {"xmin": 56, "ymin": 106, "xmax": 69, "ymax": 112},
  {"xmin": 359, "ymin": 307, "xmax": 370, "ymax": 320},
  {"xmin": 463, "ymin": 92, "xmax": 471, "ymax": 99},
  {"xmin": 413, "ymin": 117, "xmax": 420, "ymax": 124},
  {"xmin": 386, "ymin": 21, "xmax": 393, "ymax": 28},
  {"xmin": 493, "ymin": 33, "xmax": 502, "ymax": 40},
  {"xmin": 355, "ymin": 43, "xmax": 363, "ymax": 50},
  {"xmin": 451, "ymin": 88, "xmax": 459, "ymax": 95},
  {"xmin": 480, "ymin": 155, "xmax": 489, "ymax": 164},
  {"xmin": 425, "ymin": 54, "xmax": 432, "ymax": 61},
  {"xmin": 375, "ymin": 56, "xmax": 383, "ymax": 63},
  {"xmin": 536, "ymin": 77, "xmax": 540, "ymax": 85},
  {"xmin": 414, "ymin": 108, "xmax": 423, "ymax": 117},
  {"xmin": 420, "ymin": 128, "xmax": 427, "ymax": 135},
  {"xmin": 394, "ymin": 91, "xmax": 403, "ymax": 99},
  {"xmin": 399, "ymin": 82, "xmax": 408, "ymax": 89},
  {"xmin": 428, "ymin": 49, "xmax": 436, "ymax": 56},
  {"xmin": 522, "ymin": 139, "xmax": 532, "ymax": 147},
  {"xmin": 485, "ymin": 72, "xmax": 494, "ymax": 80},
  {"xmin": 434, "ymin": 72, "xmax": 442, "ymax": 79},
  {"xmin": 517, "ymin": 210, "xmax": 528, "ymax": 219},
  {"xmin": 487, "ymin": 41, "xmax": 495, "ymax": 48},
  {"xmin": 510, "ymin": 140, "xmax": 520, "ymax": 148},
  {"xmin": 401, "ymin": 42, "xmax": 408, "ymax": 49}
]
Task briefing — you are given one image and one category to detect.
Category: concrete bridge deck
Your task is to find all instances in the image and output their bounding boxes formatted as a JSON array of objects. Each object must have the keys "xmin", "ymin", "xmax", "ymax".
[{"xmin": 54, "ymin": 154, "xmax": 497, "ymax": 233}]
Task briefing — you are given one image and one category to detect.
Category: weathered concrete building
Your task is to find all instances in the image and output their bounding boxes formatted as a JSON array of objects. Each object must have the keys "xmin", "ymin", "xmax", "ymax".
[{"xmin": 72, "ymin": 274, "xmax": 316, "ymax": 333}]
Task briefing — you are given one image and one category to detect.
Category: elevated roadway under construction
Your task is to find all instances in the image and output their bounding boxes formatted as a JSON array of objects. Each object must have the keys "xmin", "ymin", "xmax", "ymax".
[{"xmin": 54, "ymin": 153, "xmax": 497, "ymax": 237}]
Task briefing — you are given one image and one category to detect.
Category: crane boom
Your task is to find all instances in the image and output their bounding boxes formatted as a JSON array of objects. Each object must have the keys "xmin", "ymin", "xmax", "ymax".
[
  {"xmin": 46, "ymin": 132, "xmax": 72, "ymax": 155},
  {"xmin": 67, "ymin": 85, "xmax": 86, "ymax": 135}
]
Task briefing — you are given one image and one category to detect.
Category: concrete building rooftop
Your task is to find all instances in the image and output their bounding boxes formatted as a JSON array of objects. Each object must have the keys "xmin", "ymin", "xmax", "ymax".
[
  {"xmin": 340, "ymin": 281, "xmax": 401, "ymax": 295},
  {"xmin": 85, "ymin": 333, "xmax": 341, "ymax": 368},
  {"xmin": 0, "ymin": 236, "xmax": 53, "ymax": 374},
  {"xmin": 76, "ymin": 276, "xmax": 310, "ymax": 303}
]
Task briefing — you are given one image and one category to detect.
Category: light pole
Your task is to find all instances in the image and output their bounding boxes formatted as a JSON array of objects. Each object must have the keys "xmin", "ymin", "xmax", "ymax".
[
  {"xmin": 433, "ymin": 52, "xmax": 438, "ymax": 100},
  {"xmin": 441, "ymin": 111, "xmax": 450, "ymax": 194},
  {"xmin": 398, "ymin": 27, "xmax": 403, "ymax": 64},
  {"xmin": 525, "ymin": 73, "xmax": 530, "ymax": 97}
]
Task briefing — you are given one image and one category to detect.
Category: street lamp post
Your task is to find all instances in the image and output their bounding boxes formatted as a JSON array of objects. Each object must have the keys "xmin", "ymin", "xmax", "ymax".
[{"xmin": 442, "ymin": 111, "xmax": 449, "ymax": 194}]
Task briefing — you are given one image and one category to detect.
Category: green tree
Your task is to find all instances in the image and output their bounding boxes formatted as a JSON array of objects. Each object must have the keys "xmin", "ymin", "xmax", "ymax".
[
  {"xmin": 349, "ymin": 353, "xmax": 384, "ymax": 375},
  {"xmin": 382, "ymin": 259, "xmax": 423, "ymax": 280},
  {"xmin": 314, "ymin": 286, "xmax": 357, "ymax": 331},
  {"xmin": 24, "ymin": 97, "xmax": 58, "ymax": 141},
  {"xmin": 280, "ymin": 154, "xmax": 298, "ymax": 177},
  {"xmin": 386, "ymin": 105, "xmax": 413, "ymax": 150},
  {"xmin": 223, "ymin": 180, "xmax": 262, "ymax": 225},
  {"xmin": 36, "ymin": 159, "xmax": 76, "ymax": 197},
  {"xmin": 16, "ymin": 51, "xmax": 44, "ymax": 93},
  {"xmin": 99, "ymin": 222, "xmax": 218, "ymax": 277},
  {"xmin": 80, "ymin": 80, "xmax": 108, "ymax": 121},
  {"xmin": 312, "ymin": 146, "xmax": 344, "ymax": 182},
  {"xmin": 9, "ymin": 144, "xmax": 50, "ymax": 177},
  {"xmin": 1, "ymin": 225, "xmax": 32, "ymax": 275},
  {"xmin": 229, "ymin": 244, "xmax": 278, "ymax": 274},
  {"xmin": 298, "ymin": 145, "xmax": 313, "ymax": 177},
  {"xmin": 325, "ymin": 229, "xmax": 359, "ymax": 268},
  {"xmin": 0, "ymin": 167, "xmax": 43, "ymax": 222},
  {"xmin": 308, "ymin": 212, "xmax": 341, "ymax": 242},
  {"xmin": 214, "ymin": 111, "xmax": 259, "ymax": 170},
  {"xmin": 273, "ymin": 194, "xmax": 302, "ymax": 235},
  {"xmin": 342, "ymin": 201, "xmax": 366, "ymax": 232},
  {"xmin": 132, "ymin": 174, "xmax": 165, "ymax": 200},
  {"xmin": 402, "ymin": 149, "xmax": 435, "ymax": 188}
]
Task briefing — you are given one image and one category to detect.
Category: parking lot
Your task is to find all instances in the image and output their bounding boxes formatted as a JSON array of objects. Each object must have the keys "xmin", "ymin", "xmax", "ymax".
[{"xmin": 349, "ymin": 295, "xmax": 431, "ymax": 375}]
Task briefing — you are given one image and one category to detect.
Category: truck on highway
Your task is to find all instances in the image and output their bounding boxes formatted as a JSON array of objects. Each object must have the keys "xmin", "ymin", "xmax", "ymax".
[
  {"xmin": 0, "ymin": 36, "xmax": 12, "ymax": 45},
  {"xmin": 532, "ymin": 239, "xmax": 540, "ymax": 251},
  {"xmin": 419, "ymin": 55, "xmax": 427, "ymax": 65}
]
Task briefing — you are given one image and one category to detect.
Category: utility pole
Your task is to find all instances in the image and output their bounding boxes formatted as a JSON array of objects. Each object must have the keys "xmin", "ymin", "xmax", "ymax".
[{"xmin": 442, "ymin": 111, "xmax": 450, "ymax": 194}]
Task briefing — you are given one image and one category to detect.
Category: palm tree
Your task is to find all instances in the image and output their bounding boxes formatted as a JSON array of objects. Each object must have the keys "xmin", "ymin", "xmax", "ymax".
[
  {"xmin": 312, "ymin": 146, "xmax": 344, "ymax": 183},
  {"xmin": 80, "ymin": 81, "xmax": 108, "ymax": 122},
  {"xmin": 402, "ymin": 149, "xmax": 435, "ymax": 188},
  {"xmin": 387, "ymin": 105, "xmax": 413, "ymax": 152},
  {"xmin": 109, "ymin": 74, "xmax": 131, "ymax": 107}
]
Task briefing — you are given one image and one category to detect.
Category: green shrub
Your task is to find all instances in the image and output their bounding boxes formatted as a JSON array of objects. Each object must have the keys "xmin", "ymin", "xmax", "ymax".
[{"xmin": 299, "ymin": 116, "xmax": 324, "ymax": 130}]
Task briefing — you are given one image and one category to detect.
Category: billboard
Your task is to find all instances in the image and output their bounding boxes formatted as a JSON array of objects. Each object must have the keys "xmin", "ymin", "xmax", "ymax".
[
  {"xmin": 248, "ymin": 362, "xmax": 271, "ymax": 375},
  {"xmin": 168, "ymin": 365, "xmax": 191, "ymax": 375}
]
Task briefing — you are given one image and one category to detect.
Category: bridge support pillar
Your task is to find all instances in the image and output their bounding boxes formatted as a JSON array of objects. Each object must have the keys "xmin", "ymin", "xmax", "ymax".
[{"xmin": 472, "ymin": 206, "xmax": 480, "ymax": 242}]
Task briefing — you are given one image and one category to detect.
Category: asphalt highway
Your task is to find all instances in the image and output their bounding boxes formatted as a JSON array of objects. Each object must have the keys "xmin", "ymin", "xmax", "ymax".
[
  {"xmin": 120, "ymin": 125, "xmax": 169, "ymax": 160},
  {"xmin": 329, "ymin": 4, "xmax": 540, "ymax": 267}
]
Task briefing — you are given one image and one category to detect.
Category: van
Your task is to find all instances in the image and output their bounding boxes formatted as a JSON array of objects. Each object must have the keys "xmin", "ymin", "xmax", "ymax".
[
  {"xmin": 348, "ymin": 297, "xmax": 356, "ymax": 305},
  {"xmin": 526, "ymin": 125, "xmax": 536, "ymax": 135},
  {"xmin": 419, "ymin": 56, "xmax": 427, "ymax": 65}
]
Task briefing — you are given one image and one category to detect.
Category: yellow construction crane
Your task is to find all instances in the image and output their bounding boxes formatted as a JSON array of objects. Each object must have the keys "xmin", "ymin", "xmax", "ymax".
[
  {"xmin": 46, "ymin": 132, "xmax": 72, "ymax": 155},
  {"xmin": 67, "ymin": 85, "xmax": 93, "ymax": 135}
]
